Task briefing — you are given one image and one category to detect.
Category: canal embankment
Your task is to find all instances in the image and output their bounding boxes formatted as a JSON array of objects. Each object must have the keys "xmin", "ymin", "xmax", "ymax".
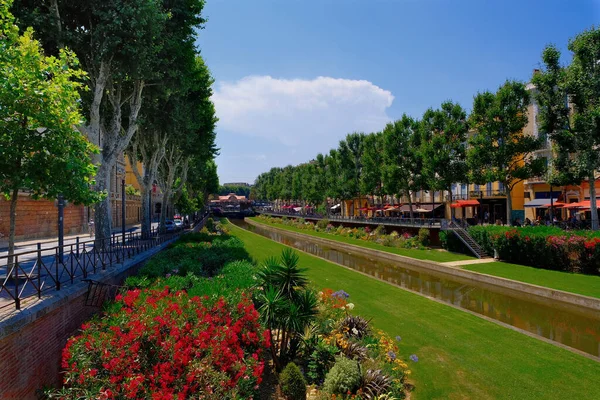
[{"xmin": 226, "ymin": 219, "xmax": 600, "ymax": 400}]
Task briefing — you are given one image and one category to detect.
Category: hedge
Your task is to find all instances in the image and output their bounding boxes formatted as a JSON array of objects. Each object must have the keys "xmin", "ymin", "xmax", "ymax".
[{"xmin": 442, "ymin": 226, "xmax": 600, "ymax": 275}]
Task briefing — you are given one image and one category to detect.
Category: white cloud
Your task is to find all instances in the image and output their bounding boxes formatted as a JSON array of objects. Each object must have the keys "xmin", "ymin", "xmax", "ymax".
[{"xmin": 212, "ymin": 76, "xmax": 394, "ymax": 147}]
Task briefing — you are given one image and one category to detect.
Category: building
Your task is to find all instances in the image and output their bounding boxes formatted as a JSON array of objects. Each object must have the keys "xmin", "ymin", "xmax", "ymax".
[
  {"xmin": 522, "ymin": 79, "xmax": 600, "ymax": 222},
  {"xmin": 210, "ymin": 193, "xmax": 252, "ymax": 212},
  {"xmin": 0, "ymin": 154, "xmax": 144, "ymax": 241}
]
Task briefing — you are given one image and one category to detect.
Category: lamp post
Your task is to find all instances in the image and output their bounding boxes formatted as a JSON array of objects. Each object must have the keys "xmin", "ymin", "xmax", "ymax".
[
  {"xmin": 122, "ymin": 178, "xmax": 126, "ymax": 244},
  {"xmin": 57, "ymin": 194, "xmax": 65, "ymax": 264}
]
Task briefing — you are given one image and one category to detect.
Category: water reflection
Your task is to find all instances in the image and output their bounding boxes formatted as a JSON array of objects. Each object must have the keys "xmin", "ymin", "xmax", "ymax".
[{"xmin": 232, "ymin": 219, "xmax": 600, "ymax": 358}]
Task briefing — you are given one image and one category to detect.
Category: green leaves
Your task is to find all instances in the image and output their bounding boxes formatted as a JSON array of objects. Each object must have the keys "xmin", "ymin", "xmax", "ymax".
[
  {"xmin": 467, "ymin": 80, "xmax": 543, "ymax": 190},
  {"xmin": 0, "ymin": 4, "xmax": 98, "ymax": 203}
]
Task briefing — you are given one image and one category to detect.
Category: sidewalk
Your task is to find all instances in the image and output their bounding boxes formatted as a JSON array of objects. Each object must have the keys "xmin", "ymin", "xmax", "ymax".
[{"xmin": 0, "ymin": 223, "xmax": 148, "ymax": 253}]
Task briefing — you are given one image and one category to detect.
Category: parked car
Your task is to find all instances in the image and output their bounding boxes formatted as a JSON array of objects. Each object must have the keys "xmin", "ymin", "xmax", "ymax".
[
  {"xmin": 164, "ymin": 220, "xmax": 175, "ymax": 232},
  {"xmin": 174, "ymin": 219, "xmax": 183, "ymax": 230}
]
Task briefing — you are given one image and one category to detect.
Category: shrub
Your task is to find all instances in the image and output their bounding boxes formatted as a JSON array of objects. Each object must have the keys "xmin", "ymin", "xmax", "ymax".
[
  {"xmin": 323, "ymin": 356, "xmax": 362, "ymax": 395},
  {"xmin": 316, "ymin": 218, "xmax": 330, "ymax": 230},
  {"xmin": 306, "ymin": 339, "xmax": 338, "ymax": 384},
  {"xmin": 139, "ymin": 235, "xmax": 250, "ymax": 278},
  {"xmin": 339, "ymin": 315, "xmax": 371, "ymax": 339},
  {"xmin": 205, "ymin": 217, "xmax": 215, "ymax": 232},
  {"xmin": 457, "ymin": 226, "xmax": 600, "ymax": 275},
  {"xmin": 417, "ymin": 228, "xmax": 430, "ymax": 246},
  {"xmin": 51, "ymin": 290, "xmax": 268, "ymax": 399},
  {"xmin": 280, "ymin": 363, "xmax": 307, "ymax": 400}
]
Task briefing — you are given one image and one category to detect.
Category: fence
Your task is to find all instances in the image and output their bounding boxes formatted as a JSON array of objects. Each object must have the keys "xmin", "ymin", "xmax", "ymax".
[
  {"xmin": 0, "ymin": 220, "xmax": 204, "ymax": 311},
  {"xmin": 257, "ymin": 211, "xmax": 445, "ymax": 228}
]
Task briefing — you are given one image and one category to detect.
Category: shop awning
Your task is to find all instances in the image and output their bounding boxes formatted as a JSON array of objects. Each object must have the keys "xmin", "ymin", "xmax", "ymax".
[
  {"xmin": 450, "ymin": 199, "xmax": 480, "ymax": 208},
  {"xmin": 524, "ymin": 198, "xmax": 559, "ymax": 208},
  {"xmin": 542, "ymin": 202, "xmax": 565, "ymax": 208}
]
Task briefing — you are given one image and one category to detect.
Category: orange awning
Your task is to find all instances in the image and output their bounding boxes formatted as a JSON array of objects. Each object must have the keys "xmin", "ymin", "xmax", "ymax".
[{"xmin": 451, "ymin": 199, "xmax": 480, "ymax": 208}]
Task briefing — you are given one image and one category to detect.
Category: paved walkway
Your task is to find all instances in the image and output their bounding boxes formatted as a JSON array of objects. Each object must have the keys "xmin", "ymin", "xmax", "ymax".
[
  {"xmin": 0, "ymin": 223, "xmax": 159, "ymax": 255},
  {"xmin": 441, "ymin": 258, "xmax": 496, "ymax": 267}
]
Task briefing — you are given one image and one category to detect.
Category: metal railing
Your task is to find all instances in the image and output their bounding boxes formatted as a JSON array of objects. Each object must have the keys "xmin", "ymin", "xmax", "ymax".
[
  {"xmin": 257, "ymin": 211, "xmax": 446, "ymax": 228},
  {"xmin": 0, "ymin": 226, "xmax": 185, "ymax": 311}
]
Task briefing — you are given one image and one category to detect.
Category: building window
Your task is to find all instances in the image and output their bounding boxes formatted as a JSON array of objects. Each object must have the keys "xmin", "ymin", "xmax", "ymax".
[
  {"xmin": 486, "ymin": 182, "xmax": 492, "ymax": 196},
  {"xmin": 498, "ymin": 182, "xmax": 505, "ymax": 193},
  {"xmin": 461, "ymin": 184, "xmax": 467, "ymax": 198},
  {"xmin": 474, "ymin": 184, "xmax": 480, "ymax": 194}
]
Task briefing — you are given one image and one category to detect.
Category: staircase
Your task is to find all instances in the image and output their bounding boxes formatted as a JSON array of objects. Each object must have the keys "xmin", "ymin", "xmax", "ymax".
[{"xmin": 444, "ymin": 221, "xmax": 490, "ymax": 259}]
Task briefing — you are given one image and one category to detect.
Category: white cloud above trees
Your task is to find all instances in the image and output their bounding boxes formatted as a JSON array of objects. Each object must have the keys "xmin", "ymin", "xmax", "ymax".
[{"xmin": 212, "ymin": 76, "xmax": 394, "ymax": 146}]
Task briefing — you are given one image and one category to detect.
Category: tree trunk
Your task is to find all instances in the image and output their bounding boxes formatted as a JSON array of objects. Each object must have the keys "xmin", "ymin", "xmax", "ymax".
[
  {"xmin": 506, "ymin": 186, "xmax": 513, "ymax": 226},
  {"xmin": 140, "ymin": 186, "xmax": 151, "ymax": 238},
  {"xmin": 160, "ymin": 190, "xmax": 170, "ymax": 232},
  {"xmin": 406, "ymin": 189, "xmax": 414, "ymax": 221},
  {"xmin": 7, "ymin": 187, "xmax": 19, "ymax": 267},
  {"xmin": 94, "ymin": 163, "xmax": 113, "ymax": 249},
  {"xmin": 590, "ymin": 174, "xmax": 598, "ymax": 231},
  {"xmin": 448, "ymin": 187, "xmax": 453, "ymax": 220}
]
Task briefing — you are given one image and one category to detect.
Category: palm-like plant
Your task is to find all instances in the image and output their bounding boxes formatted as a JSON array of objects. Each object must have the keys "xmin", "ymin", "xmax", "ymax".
[{"xmin": 254, "ymin": 249, "xmax": 317, "ymax": 370}]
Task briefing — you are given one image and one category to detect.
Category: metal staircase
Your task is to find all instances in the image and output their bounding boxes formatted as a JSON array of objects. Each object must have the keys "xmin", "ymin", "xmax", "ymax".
[{"xmin": 444, "ymin": 221, "xmax": 490, "ymax": 259}]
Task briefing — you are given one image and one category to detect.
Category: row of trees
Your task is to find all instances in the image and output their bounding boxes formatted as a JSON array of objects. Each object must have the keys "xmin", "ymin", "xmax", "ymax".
[
  {"xmin": 3, "ymin": 0, "xmax": 219, "ymax": 252},
  {"xmin": 254, "ymin": 81, "xmax": 543, "ymax": 223},
  {"xmin": 254, "ymin": 27, "xmax": 600, "ymax": 229}
]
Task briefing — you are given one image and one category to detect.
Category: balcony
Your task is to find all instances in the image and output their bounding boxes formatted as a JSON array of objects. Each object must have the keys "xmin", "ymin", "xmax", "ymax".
[
  {"xmin": 524, "ymin": 175, "xmax": 547, "ymax": 185},
  {"xmin": 469, "ymin": 190, "xmax": 507, "ymax": 198}
]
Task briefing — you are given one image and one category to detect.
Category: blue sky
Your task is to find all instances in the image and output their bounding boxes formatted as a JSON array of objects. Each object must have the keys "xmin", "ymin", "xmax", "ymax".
[{"xmin": 197, "ymin": 0, "xmax": 598, "ymax": 185}]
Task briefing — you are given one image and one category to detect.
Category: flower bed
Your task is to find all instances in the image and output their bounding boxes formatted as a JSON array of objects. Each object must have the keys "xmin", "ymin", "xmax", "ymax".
[
  {"xmin": 441, "ymin": 226, "xmax": 600, "ymax": 275},
  {"xmin": 51, "ymin": 289, "xmax": 268, "ymax": 399},
  {"xmin": 258, "ymin": 215, "xmax": 430, "ymax": 250},
  {"xmin": 48, "ymin": 223, "xmax": 413, "ymax": 399}
]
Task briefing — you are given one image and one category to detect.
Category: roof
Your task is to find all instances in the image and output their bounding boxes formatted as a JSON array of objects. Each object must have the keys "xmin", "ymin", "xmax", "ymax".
[
  {"xmin": 217, "ymin": 193, "xmax": 247, "ymax": 201},
  {"xmin": 524, "ymin": 198, "xmax": 559, "ymax": 208}
]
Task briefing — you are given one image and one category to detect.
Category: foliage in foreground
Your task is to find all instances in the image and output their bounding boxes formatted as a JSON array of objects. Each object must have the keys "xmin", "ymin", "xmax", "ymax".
[
  {"xmin": 47, "ymin": 289, "xmax": 268, "ymax": 399},
  {"xmin": 280, "ymin": 362, "xmax": 307, "ymax": 400}
]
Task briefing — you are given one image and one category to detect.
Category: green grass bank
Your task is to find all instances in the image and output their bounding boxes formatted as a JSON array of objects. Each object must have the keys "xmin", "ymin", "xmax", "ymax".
[
  {"xmin": 227, "ymin": 220, "xmax": 600, "ymax": 400},
  {"xmin": 251, "ymin": 217, "xmax": 600, "ymax": 300},
  {"xmin": 248, "ymin": 216, "xmax": 472, "ymax": 263}
]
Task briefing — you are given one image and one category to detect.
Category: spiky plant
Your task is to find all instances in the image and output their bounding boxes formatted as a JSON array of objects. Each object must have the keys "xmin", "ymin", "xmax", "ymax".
[
  {"xmin": 361, "ymin": 369, "xmax": 392, "ymax": 400},
  {"xmin": 340, "ymin": 341, "xmax": 368, "ymax": 361},
  {"xmin": 339, "ymin": 314, "xmax": 371, "ymax": 339}
]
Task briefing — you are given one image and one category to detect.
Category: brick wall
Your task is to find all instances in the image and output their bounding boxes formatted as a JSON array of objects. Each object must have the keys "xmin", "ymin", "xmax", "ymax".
[
  {"xmin": 0, "ymin": 291, "xmax": 98, "ymax": 399},
  {"xmin": 0, "ymin": 194, "xmax": 87, "ymax": 240},
  {"xmin": 0, "ymin": 241, "xmax": 171, "ymax": 399}
]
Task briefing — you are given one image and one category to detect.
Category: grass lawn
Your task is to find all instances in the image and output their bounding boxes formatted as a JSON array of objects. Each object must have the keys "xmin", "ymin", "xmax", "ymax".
[
  {"xmin": 464, "ymin": 262, "xmax": 600, "ymax": 299},
  {"xmin": 248, "ymin": 217, "xmax": 472, "ymax": 263},
  {"xmin": 227, "ymin": 220, "xmax": 600, "ymax": 400}
]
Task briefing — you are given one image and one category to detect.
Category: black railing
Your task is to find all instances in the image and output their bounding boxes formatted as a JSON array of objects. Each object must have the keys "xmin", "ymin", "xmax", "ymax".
[
  {"xmin": 257, "ymin": 211, "xmax": 445, "ymax": 228},
  {"xmin": 0, "ymin": 225, "xmax": 187, "ymax": 311}
]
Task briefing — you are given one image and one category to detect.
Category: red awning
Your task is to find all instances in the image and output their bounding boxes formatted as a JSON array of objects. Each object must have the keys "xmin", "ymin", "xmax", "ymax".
[
  {"xmin": 450, "ymin": 199, "xmax": 480, "ymax": 208},
  {"xmin": 542, "ymin": 202, "xmax": 565, "ymax": 208}
]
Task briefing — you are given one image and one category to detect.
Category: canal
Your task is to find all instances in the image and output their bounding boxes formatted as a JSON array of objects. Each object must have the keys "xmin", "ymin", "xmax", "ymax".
[{"xmin": 231, "ymin": 219, "xmax": 600, "ymax": 359}]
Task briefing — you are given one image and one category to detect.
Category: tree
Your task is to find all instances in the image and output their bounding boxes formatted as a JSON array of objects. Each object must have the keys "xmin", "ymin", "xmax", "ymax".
[
  {"xmin": 12, "ymin": 0, "xmax": 207, "ymax": 243},
  {"xmin": 533, "ymin": 28, "xmax": 600, "ymax": 230},
  {"xmin": 338, "ymin": 133, "xmax": 365, "ymax": 215},
  {"xmin": 361, "ymin": 132, "xmax": 385, "ymax": 208},
  {"xmin": 420, "ymin": 101, "xmax": 469, "ymax": 216},
  {"xmin": 468, "ymin": 80, "xmax": 546, "ymax": 225},
  {"xmin": 383, "ymin": 115, "xmax": 422, "ymax": 219},
  {"xmin": 0, "ymin": 0, "xmax": 100, "ymax": 261}
]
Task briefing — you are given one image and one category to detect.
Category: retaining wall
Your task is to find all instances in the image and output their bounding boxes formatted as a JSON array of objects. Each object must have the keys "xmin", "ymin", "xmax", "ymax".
[
  {"xmin": 0, "ymin": 240, "xmax": 175, "ymax": 399},
  {"xmin": 247, "ymin": 219, "xmax": 600, "ymax": 312}
]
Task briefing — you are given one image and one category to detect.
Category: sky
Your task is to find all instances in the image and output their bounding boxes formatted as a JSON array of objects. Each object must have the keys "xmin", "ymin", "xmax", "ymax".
[{"xmin": 196, "ymin": 0, "xmax": 599, "ymax": 185}]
